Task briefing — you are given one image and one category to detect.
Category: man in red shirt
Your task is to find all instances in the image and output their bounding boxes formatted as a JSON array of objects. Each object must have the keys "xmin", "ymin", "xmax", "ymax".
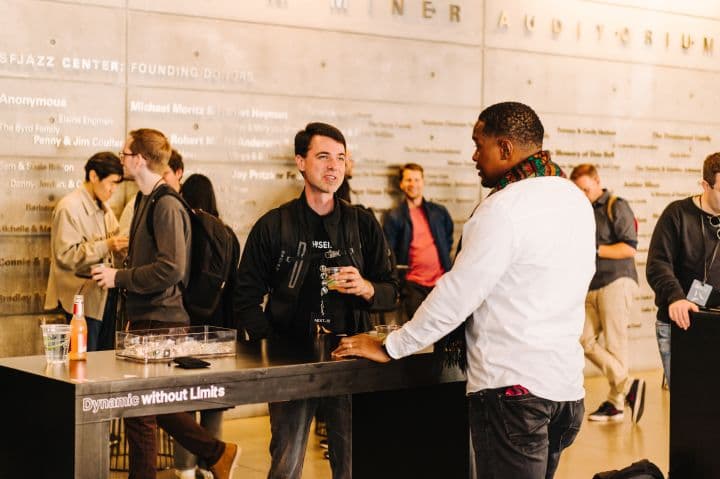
[{"xmin": 383, "ymin": 163, "xmax": 454, "ymax": 319}]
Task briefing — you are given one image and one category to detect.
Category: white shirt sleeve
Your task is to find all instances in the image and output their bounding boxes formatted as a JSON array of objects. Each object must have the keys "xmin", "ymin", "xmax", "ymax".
[{"xmin": 386, "ymin": 202, "xmax": 516, "ymax": 359}]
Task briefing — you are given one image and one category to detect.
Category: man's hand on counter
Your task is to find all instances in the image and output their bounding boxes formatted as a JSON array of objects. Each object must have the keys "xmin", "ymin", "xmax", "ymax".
[
  {"xmin": 669, "ymin": 299, "xmax": 698, "ymax": 330},
  {"xmin": 332, "ymin": 334, "xmax": 391, "ymax": 363},
  {"xmin": 92, "ymin": 266, "xmax": 118, "ymax": 289}
]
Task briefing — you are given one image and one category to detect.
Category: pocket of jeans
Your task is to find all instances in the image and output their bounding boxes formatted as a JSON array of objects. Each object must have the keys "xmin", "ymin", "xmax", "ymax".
[
  {"xmin": 497, "ymin": 393, "xmax": 551, "ymax": 454},
  {"xmin": 558, "ymin": 400, "xmax": 583, "ymax": 449}
]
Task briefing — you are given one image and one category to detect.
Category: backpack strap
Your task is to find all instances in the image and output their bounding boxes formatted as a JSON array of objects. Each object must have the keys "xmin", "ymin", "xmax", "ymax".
[
  {"xmin": 338, "ymin": 199, "xmax": 364, "ymax": 271},
  {"xmin": 607, "ymin": 195, "xmax": 617, "ymax": 223},
  {"xmin": 144, "ymin": 185, "xmax": 191, "ymax": 239},
  {"xmin": 279, "ymin": 204, "xmax": 309, "ymax": 290}
]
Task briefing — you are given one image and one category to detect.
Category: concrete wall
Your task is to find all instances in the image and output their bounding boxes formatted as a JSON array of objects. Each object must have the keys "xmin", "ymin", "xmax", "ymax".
[{"xmin": 2, "ymin": 0, "xmax": 718, "ymax": 370}]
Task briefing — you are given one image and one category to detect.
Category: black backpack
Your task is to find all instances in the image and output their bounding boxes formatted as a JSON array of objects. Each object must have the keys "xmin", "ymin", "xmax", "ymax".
[
  {"xmin": 138, "ymin": 186, "xmax": 240, "ymax": 325},
  {"xmin": 593, "ymin": 459, "xmax": 665, "ymax": 479}
]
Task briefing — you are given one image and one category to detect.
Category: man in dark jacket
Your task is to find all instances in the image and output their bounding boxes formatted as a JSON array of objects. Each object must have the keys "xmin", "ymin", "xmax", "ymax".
[
  {"xmin": 647, "ymin": 152, "xmax": 720, "ymax": 389},
  {"xmin": 233, "ymin": 122, "xmax": 398, "ymax": 479},
  {"xmin": 383, "ymin": 163, "xmax": 453, "ymax": 320}
]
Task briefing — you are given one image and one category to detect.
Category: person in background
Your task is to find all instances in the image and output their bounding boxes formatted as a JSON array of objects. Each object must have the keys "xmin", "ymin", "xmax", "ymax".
[
  {"xmin": 172, "ymin": 173, "xmax": 240, "ymax": 479},
  {"xmin": 233, "ymin": 122, "xmax": 397, "ymax": 479},
  {"xmin": 646, "ymin": 152, "xmax": 720, "ymax": 389},
  {"xmin": 92, "ymin": 129, "xmax": 238, "ymax": 479},
  {"xmin": 119, "ymin": 148, "xmax": 184, "ymax": 236},
  {"xmin": 335, "ymin": 150, "xmax": 354, "ymax": 203},
  {"xmin": 45, "ymin": 151, "xmax": 126, "ymax": 351},
  {"xmin": 334, "ymin": 102, "xmax": 595, "ymax": 479},
  {"xmin": 570, "ymin": 164, "xmax": 645, "ymax": 424},
  {"xmin": 383, "ymin": 163, "xmax": 453, "ymax": 320}
]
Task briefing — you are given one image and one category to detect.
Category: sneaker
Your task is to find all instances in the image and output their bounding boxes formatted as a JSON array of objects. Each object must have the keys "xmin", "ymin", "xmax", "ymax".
[
  {"xmin": 174, "ymin": 469, "xmax": 196, "ymax": 479},
  {"xmin": 588, "ymin": 401, "xmax": 624, "ymax": 422},
  {"xmin": 195, "ymin": 468, "xmax": 213, "ymax": 479},
  {"xmin": 626, "ymin": 378, "xmax": 647, "ymax": 424},
  {"xmin": 315, "ymin": 420, "xmax": 328, "ymax": 438},
  {"xmin": 209, "ymin": 442, "xmax": 240, "ymax": 479},
  {"xmin": 319, "ymin": 439, "xmax": 328, "ymax": 449}
]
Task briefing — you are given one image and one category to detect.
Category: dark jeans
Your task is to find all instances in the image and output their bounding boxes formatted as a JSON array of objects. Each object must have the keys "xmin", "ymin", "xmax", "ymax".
[
  {"xmin": 268, "ymin": 395, "xmax": 351, "ymax": 479},
  {"xmin": 402, "ymin": 280, "xmax": 434, "ymax": 320},
  {"xmin": 125, "ymin": 320, "xmax": 225, "ymax": 479},
  {"xmin": 468, "ymin": 388, "xmax": 584, "ymax": 479}
]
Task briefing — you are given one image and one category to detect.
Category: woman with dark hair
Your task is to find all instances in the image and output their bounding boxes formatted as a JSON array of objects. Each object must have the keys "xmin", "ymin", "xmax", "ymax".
[
  {"xmin": 181, "ymin": 174, "xmax": 219, "ymax": 217},
  {"xmin": 45, "ymin": 151, "xmax": 127, "ymax": 351},
  {"xmin": 175, "ymin": 173, "xmax": 241, "ymax": 479}
]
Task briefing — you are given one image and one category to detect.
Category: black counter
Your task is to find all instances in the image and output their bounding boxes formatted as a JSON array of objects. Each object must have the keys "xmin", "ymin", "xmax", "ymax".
[
  {"xmin": 0, "ymin": 337, "xmax": 468, "ymax": 478},
  {"xmin": 670, "ymin": 310, "xmax": 720, "ymax": 478}
]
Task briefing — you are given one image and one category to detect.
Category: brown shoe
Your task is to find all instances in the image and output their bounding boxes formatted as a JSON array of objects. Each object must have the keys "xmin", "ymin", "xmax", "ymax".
[{"xmin": 210, "ymin": 442, "xmax": 240, "ymax": 479}]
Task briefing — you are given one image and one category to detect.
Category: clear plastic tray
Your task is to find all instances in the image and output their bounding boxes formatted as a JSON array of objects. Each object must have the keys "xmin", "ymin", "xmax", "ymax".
[{"xmin": 115, "ymin": 326, "xmax": 236, "ymax": 363}]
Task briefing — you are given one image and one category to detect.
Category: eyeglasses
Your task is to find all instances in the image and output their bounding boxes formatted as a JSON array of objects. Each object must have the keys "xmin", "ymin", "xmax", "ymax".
[{"xmin": 118, "ymin": 151, "xmax": 138, "ymax": 159}]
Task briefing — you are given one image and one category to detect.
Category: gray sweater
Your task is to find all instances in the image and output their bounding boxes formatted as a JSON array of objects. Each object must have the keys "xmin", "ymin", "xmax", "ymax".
[{"xmin": 115, "ymin": 188, "xmax": 192, "ymax": 324}]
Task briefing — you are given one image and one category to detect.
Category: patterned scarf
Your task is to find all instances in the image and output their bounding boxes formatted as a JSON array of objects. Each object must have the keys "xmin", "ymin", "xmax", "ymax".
[
  {"xmin": 490, "ymin": 150, "xmax": 565, "ymax": 195},
  {"xmin": 440, "ymin": 150, "xmax": 566, "ymax": 371}
]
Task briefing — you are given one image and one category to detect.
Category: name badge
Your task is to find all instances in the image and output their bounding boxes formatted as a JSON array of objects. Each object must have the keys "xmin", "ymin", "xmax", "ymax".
[{"xmin": 687, "ymin": 279, "xmax": 712, "ymax": 306}]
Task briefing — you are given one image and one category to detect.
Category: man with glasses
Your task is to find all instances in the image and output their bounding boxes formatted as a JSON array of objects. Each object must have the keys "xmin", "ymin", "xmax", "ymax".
[
  {"xmin": 571, "ymin": 164, "xmax": 644, "ymax": 424},
  {"xmin": 93, "ymin": 129, "xmax": 239, "ymax": 479},
  {"xmin": 118, "ymin": 149, "xmax": 184, "ymax": 237},
  {"xmin": 647, "ymin": 152, "xmax": 720, "ymax": 390}
]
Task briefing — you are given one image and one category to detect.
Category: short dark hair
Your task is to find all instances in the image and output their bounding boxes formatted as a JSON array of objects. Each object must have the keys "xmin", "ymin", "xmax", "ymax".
[
  {"xmin": 180, "ymin": 174, "xmax": 219, "ymax": 218},
  {"xmin": 477, "ymin": 102, "xmax": 544, "ymax": 149},
  {"xmin": 294, "ymin": 122, "xmax": 346, "ymax": 157},
  {"xmin": 169, "ymin": 149, "xmax": 184, "ymax": 174},
  {"xmin": 128, "ymin": 128, "xmax": 171, "ymax": 173},
  {"xmin": 84, "ymin": 151, "xmax": 123, "ymax": 182},
  {"xmin": 704, "ymin": 153, "xmax": 720, "ymax": 186},
  {"xmin": 400, "ymin": 163, "xmax": 424, "ymax": 181},
  {"xmin": 570, "ymin": 164, "xmax": 599, "ymax": 182}
]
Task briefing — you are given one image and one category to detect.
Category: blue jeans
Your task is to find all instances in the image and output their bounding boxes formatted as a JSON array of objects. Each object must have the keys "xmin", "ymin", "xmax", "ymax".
[
  {"xmin": 268, "ymin": 395, "xmax": 351, "ymax": 479},
  {"xmin": 656, "ymin": 320, "xmax": 671, "ymax": 388},
  {"xmin": 469, "ymin": 388, "xmax": 583, "ymax": 479}
]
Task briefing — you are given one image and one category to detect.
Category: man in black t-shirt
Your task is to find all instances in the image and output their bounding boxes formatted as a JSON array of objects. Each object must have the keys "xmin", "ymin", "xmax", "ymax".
[{"xmin": 233, "ymin": 123, "xmax": 397, "ymax": 479}]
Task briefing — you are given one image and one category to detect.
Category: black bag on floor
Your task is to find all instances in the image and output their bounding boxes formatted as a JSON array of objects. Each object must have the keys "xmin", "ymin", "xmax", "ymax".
[{"xmin": 593, "ymin": 459, "xmax": 664, "ymax": 479}]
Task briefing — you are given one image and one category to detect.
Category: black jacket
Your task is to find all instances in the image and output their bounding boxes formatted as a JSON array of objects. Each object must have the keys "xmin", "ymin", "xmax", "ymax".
[
  {"xmin": 233, "ymin": 192, "xmax": 398, "ymax": 341},
  {"xmin": 647, "ymin": 197, "xmax": 720, "ymax": 323}
]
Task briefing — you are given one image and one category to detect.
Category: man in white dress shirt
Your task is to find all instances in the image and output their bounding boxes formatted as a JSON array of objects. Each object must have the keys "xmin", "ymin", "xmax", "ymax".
[{"xmin": 333, "ymin": 102, "xmax": 596, "ymax": 479}]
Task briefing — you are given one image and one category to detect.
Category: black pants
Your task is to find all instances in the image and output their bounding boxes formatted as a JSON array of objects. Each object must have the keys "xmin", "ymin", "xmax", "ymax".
[
  {"xmin": 402, "ymin": 280, "xmax": 434, "ymax": 321},
  {"xmin": 125, "ymin": 320, "xmax": 225, "ymax": 479},
  {"xmin": 468, "ymin": 388, "xmax": 583, "ymax": 479}
]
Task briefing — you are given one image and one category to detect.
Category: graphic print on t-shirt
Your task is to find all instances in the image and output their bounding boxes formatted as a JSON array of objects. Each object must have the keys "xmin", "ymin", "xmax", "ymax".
[{"xmin": 296, "ymin": 214, "xmax": 350, "ymax": 337}]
